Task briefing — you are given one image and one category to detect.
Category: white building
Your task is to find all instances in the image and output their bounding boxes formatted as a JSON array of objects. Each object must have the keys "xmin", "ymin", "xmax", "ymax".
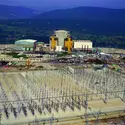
[{"xmin": 74, "ymin": 40, "xmax": 92, "ymax": 50}]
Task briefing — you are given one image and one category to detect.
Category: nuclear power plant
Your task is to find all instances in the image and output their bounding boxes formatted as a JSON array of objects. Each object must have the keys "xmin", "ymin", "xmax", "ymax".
[
  {"xmin": 50, "ymin": 30, "xmax": 93, "ymax": 53},
  {"xmin": 54, "ymin": 30, "xmax": 70, "ymax": 47},
  {"xmin": 0, "ymin": 29, "xmax": 124, "ymax": 125},
  {"xmin": 50, "ymin": 30, "xmax": 73, "ymax": 52}
]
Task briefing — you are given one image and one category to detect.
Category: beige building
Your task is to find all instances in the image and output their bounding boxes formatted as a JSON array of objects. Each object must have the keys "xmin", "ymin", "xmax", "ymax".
[{"xmin": 74, "ymin": 40, "xmax": 92, "ymax": 50}]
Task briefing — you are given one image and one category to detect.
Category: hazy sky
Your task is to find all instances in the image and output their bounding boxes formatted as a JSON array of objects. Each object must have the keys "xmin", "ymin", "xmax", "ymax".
[{"xmin": 1, "ymin": 0, "xmax": 125, "ymax": 11}]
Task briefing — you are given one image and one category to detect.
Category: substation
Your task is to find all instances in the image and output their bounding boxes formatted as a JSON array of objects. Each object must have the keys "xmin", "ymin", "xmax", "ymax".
[
  {"xmin": 0, "ymin": 30, "xmax": 125, "ymax": 124},
  {"xmin": 0, "ymin": 67, "xmax": 125, "ymax": 125}
]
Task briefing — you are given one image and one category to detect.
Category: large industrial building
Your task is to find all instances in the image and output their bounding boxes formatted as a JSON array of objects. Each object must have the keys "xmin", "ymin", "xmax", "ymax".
[
  {"xmin": 50, "ymin": 30, "xmax": 72, "ymax": 52},
  {"xmin": 74, "ymin": 40, "xmax": 93, "ymax": 50},
  {"xmin": 50, "ymin": 30, "xmax": 93, "ymax": 52},
  {"xmin": 15, "ymin": 39, "xmax": 37, "ymax": 51}
]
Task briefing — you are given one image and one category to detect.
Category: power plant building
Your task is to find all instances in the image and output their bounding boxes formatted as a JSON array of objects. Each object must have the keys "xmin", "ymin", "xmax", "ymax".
[
  {"xmin": 50, "ymin": 30, "xmax": 93, "ymax": 52},
  {"xmin": 74, "ymin": 40, "xmax": 93, "ymax": 50},
  {"xmin": 50, "ymin": 30, "xmax": 70, "ymax": 51},
  {"xmin": 54, "ymin": 30, "xmax": 70, "ymax": 47},
  {"xmin": 15, "ymin": 39, "xmax": 37, "ymax": 51}
]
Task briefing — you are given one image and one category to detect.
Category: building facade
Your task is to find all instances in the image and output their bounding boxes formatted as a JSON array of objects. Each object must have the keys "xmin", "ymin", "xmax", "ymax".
[{"xmin": 74, "ymin": 40, "xmax": 93, "ymax": 50}]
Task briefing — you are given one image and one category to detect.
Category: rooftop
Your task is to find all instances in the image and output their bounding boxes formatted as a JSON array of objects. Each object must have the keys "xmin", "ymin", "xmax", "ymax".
[
  {"xmin": 75, "ymin": 40, "xmax": 92, "ymax": 43},
  {"xmin": 36, "ymin": 42, "xmax": 44, "ymax": 44},
  {"xmin": 55, "ymin": 30, "xmax": 69, "ymax": 33},
  {"xmin": 16, "ymin": 39, "xmax": 37, "ymax": 43}
]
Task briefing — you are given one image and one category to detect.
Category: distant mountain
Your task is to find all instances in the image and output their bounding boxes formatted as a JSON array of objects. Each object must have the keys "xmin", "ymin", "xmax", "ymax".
[
  {"xmin": 35, "ymin": 7, "xmax": 125, "ymax": 21},
  {"xmin": 0, "ymin": 5, "xmax": 37, "ymax": 19}
]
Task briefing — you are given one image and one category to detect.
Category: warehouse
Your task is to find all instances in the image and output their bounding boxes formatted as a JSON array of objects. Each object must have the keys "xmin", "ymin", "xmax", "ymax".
[
  {"xmin": 15, "ymin": 39, "xmax": 37, "ymax": 51},
  {"xmin": 74, "ymin": 40, "xmax": 93, "ymax": 50}
]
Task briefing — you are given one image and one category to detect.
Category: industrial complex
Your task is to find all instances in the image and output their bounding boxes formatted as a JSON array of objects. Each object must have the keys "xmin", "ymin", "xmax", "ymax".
[
  {"xmin": 50, "ymin": 30, "xmax": 92, "ymax": 53},
  {"xmin": 9, "ymin": 30, "xmax": 93, "ymax": 53},
  {"xmin": 0, "ymin": 30, "xmax": 124, "ymax": 125}
]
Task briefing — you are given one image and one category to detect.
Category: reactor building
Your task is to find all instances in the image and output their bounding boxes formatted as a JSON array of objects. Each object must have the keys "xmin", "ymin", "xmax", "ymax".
[{"xmin": 50, "ymin": 30, "xmax": 73, "ymax": 52}]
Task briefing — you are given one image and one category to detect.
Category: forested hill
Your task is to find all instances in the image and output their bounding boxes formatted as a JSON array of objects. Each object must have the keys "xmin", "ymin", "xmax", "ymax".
[
  {"xmin": 0, "ymin": 6, "xmax": 125, "ymax": 48},
  {"xmin": 0, "ymin": 5, "xmax": 36, "ymax": 19},
  {"xmin": 35, "ymin": 7, "xmax": 125, "ymax": 21}
]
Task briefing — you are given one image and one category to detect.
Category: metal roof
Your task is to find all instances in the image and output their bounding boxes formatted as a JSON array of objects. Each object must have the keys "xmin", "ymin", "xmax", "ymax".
[{"xmin": 15, "ymin": 39, "xmax": 37, "ymax": 43}]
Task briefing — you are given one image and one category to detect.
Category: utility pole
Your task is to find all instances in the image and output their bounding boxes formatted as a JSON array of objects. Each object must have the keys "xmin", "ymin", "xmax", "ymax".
[
  {"xmin": 85, "ymin": 93, "xmax": 89, "ymax": 125},
  {"xmin": 50, "ymin": 114, "xmax": 54, "ymax": 125},
  {"xmin": 103, "ymin": 81, "xmax": 107, "ymax": 104},
  {"xmin": 34, "ymin": 115, "xmax": 37, "ymax": 125},
  {"xmin": 123, "ymin": 85, "xmax": 125, "ymax": 102},
  {"xmin": 0, "ymin": 112, "xmax": 2, "ymax": 125},
  {"xmin": 26, "ymin": 71, "xmax": 29, "ymax": 88},
  {"xmin": 94, "ymin": 109, "xmax": 101, "ymax": 125}
]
